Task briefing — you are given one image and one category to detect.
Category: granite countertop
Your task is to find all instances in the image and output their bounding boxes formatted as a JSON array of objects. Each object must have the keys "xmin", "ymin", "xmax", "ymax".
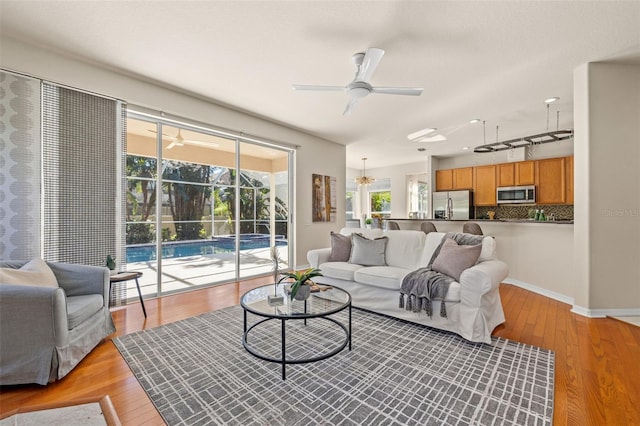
[{"xmin": 388, "ymin": 218, "xmax": 574, "ymax": 224}]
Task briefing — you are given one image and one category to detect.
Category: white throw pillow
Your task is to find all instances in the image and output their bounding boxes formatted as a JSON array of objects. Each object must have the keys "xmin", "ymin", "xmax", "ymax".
[{"xmin": 0, "ymin": 258, "xmax": 59, "ymax": 288}]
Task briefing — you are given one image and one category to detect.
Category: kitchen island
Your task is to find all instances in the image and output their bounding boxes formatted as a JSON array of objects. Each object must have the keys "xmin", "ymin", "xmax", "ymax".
[{"xmin": 386, "ymin": 218, "xmax": 575, "ymax": 304}]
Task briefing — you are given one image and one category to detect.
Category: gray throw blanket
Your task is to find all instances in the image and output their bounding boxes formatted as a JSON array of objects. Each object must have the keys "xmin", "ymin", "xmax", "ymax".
[{"xmin": 399, "ymin": 232, "xmax": 484, "ymax": 318}]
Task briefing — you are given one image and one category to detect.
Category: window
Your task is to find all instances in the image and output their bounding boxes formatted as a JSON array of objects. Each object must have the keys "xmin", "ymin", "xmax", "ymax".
[{"xmin": 369, "ymin": 178, "xmax": 391, "ymax": 219}]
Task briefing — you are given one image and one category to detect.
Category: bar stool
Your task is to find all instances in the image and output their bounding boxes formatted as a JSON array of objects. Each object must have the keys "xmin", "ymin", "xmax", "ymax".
[
  {"xmin": 386, "ymin": 221, "xmax": 400, "ymax": 230},
  {"xmin": 463, "ymin": 222, "xmax": 483, "ymax": 235},
  {"xmin": 420, "ymin": 221, "xmax": 437, "ymax": 234}
]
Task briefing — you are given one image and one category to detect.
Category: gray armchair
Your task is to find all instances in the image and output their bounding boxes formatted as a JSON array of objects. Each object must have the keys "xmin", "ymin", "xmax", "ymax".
[{"xmin": 0, "ymin": 261, "xmax": 116, "ymax": 385}]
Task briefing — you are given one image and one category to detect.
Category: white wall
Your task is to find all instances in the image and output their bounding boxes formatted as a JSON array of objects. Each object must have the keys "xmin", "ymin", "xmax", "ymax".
[
  {"xmin": 573, "ymin": 62, "xmax": 640, "ymax": 313},
  {"xmin": 0, "ymin": 36, "xmax": 345, "ymax": 269}
]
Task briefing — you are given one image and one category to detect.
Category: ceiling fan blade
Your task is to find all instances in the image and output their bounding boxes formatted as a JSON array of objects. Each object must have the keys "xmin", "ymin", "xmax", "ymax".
[
  {"xmin": 371, "ymin": 87, "xmax": 423, "ymax": 96},
  {"xmin": 148, "ymin": 129, "xmax": 175, "ymax": 139},
  {"xmin": 356, "ymin": 48, "xmax": 385, "ymax": 83},
  {"xmin": 183, "ymin": 139, "xmax": 220, "ymax": 148},
  {"xmin": 292, "ymin": 84, "xmax": 345, "ymax": 92},
  {"xmin": 166, "ymin": 141, "xmax": 178, "ymax": 149},
  {"xmin": 343, "ymin": 98, "xmax": 360, "ymax": 115}
]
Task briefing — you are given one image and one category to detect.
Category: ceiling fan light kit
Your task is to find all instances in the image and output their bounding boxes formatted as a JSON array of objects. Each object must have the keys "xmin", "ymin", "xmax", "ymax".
[{"xmin": 292, "ymin": 47, "xmax": 423, "ymax": 115}]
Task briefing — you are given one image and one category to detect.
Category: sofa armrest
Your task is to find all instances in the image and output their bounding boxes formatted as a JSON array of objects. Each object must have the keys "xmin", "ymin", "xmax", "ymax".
[
  {"xmin": 307, "ymin": 248, "xmax": 332, "ymax": 269},
  {"xmin": 0, "ymin": 284, "xmax": 69, "ymax": 350},
  {"xmin": 48, "ymin": 262, "xmax": 110, "ymax": 305},
  {"xmin": 458, "ymin": 260, "xmax": 509, "ymax": 306}
]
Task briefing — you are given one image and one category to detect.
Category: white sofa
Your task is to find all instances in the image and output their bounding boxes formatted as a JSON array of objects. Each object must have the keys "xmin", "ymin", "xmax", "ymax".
[{"xmin": 307, "ymin": 228, "xmax": 509, "ymax": 343}]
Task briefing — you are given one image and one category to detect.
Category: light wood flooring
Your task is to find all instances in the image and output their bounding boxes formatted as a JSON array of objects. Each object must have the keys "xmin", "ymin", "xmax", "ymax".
[{"xmin": 1, "ymin": 280, "xmax": 639, "ymax": 425}]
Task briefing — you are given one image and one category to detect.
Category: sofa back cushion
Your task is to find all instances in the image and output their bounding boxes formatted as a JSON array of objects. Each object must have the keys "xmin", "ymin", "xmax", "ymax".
[
  {"xmin": 339, "ymin": 227, "xmax": 384, "ymax": 239},
  {"xmin": 382, "ymin": 230, "xmax": 428, "ymax": 270}
]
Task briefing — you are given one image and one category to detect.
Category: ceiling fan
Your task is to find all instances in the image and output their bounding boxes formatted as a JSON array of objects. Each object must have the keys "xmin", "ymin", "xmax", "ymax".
[
  {"xmin": 292, "ymin": 47, "xmax": 423, "ymax": 115},
  {"xmin": 148, "ymin": 129, "xmax": 219, "ymax": 150}
]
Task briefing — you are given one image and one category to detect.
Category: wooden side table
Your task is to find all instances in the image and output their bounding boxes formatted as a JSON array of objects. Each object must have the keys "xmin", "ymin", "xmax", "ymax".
[{"xmin": 109, "ymin": 271, "xmax": 147, "ymax": 318}]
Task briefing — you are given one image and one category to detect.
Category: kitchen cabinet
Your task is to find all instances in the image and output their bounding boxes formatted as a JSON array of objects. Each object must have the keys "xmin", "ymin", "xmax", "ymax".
[
  {"xmin": 474, "ymin": 165, "xmax": 497, "ymax": 206},
  {"xmin": 535, "ymin": 157, "xmax": 566, "ymax": 204},
  {"xmin": 453, "ymin": 167, "xmax": 474, "ymax": 190},
  {"xmin": 565, "ymin": 156, "xmax": 574, "ymax": 204},
  {"xmin": 515, "ymin": 161, "xmax": 535, "ymax": 185},
  {"xmin": 497, "ymin": 163, "xmax": 515, "ymax": 187},
  {"xmin": 435, "ymin": 169, "xmax": 453, "ymax": 191}
]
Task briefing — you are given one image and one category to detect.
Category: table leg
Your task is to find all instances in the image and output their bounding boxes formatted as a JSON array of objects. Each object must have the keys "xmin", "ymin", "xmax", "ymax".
[
  {"xmin": 281, "ymin": 318, "xmax": 286, "ymax": 380},
  {"xmin": 348, "ymin": 303, "xmax": 352, "ymax": 351},
  {"xmin": 304, "ymin": 299, "xmax": 307, "ymax": 326},
  {"xmin": 134, "ymin": 278, "xmax": 147, "ymax": 318}
]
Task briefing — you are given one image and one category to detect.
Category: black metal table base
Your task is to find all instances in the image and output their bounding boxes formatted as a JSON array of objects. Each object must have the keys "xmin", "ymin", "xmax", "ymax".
[{"xmin": 242, "ymin": 303, "xmax": 352, "ymax": 380}]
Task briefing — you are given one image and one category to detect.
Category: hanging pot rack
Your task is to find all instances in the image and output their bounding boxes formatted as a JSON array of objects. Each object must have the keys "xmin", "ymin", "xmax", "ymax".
[{"xmin": 473, "ymin": 129, "xmax": 573, "ymax": 153}]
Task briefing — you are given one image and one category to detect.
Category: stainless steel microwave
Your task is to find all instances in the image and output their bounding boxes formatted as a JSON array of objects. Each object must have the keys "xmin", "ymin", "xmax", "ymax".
[{"xmin": 496, "ymin": 186, "xmax": 536, "ymax": 204}]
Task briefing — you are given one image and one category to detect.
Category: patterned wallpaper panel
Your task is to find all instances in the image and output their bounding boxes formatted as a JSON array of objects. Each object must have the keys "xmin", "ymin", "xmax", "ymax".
[{"xmin": 0, "ymin": 71, "xmax": 41, "ymax": 260}]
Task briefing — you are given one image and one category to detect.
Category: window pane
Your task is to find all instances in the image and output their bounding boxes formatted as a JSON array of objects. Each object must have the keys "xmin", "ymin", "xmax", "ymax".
[
  {"xmin": 161, "ymin": 182, "xmax": 212, "ymax": 241},
  {"xmin": 371, "ymin": 190, "xmax": 391, "ymax": 213}
]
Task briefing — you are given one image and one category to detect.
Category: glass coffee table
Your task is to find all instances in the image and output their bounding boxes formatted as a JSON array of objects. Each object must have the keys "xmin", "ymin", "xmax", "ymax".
[{"xmin": 241, "ymin": 284, "xmax": 351, "ymax": 380}]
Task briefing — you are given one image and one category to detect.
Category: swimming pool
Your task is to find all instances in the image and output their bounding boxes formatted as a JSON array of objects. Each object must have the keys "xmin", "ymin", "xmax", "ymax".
[{"xmin": 126, "ymin": 234, "xmax": 287, "ymax": 263}]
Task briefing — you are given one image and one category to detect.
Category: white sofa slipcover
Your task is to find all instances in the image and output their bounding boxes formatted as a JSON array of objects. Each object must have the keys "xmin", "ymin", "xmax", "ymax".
[{"xmin": 307, "ymin": 228, "xmax": 508, "ymax": 343}]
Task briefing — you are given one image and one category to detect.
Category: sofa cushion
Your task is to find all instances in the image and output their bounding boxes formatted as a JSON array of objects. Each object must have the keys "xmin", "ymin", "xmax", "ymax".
[
  {"xmin": 329, "ymin": 231, "xmax": 352, "ymax": 262},
  {"xmin": 478, "ymin": 237, "xmax": 497, "ymax": 263},
  {"xmin": 431, "ymin": 238, "xmax": 482, "ymax": 281},
  {"xmin": 349, "ymin": 234, "xmax": 388, "ymax": 266},
  {"xmin": 383, "ymin": 230, "xmax": 427, "ymax": 269},
  {"xmin": 0, "ymin": 258, "xmax": 59, "ymax": 288},
  {"xmin": 353, "ymin": 266, "xmax": 411, "ymax": 291},
  {"xmin": 66, "ymin": 294, "xmax": 104, "ymax": 330},
  {"xmin": 339, "ymin": 227, "xmax": 384, "ymax": 239},
  {"xmin": 319, "ymin": 262, "xmax": 364, "ymax": 281}
]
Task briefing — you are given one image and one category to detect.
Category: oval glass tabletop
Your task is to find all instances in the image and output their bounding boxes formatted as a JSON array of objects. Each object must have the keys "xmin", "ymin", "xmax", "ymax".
[{"xmin": 241, "ymin": 283, "xmax": 351, "ymax": 319}]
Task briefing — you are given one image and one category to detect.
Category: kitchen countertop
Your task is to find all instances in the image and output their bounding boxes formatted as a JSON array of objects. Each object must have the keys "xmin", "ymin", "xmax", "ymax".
[{"xmin": 387, "ymin": 218, "xmax": 574, "ymax": 224}]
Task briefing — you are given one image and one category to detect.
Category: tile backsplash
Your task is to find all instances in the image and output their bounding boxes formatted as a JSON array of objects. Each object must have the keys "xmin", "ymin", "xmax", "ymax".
[{"xmin": 475, "ymin": 205, "xmax": 574, "ymax": 220}]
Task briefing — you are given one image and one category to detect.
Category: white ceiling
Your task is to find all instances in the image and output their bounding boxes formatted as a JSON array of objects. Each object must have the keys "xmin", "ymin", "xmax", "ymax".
[{"xmin": 1, "ymin": 1, "xmax": 639, "ymax": 169}]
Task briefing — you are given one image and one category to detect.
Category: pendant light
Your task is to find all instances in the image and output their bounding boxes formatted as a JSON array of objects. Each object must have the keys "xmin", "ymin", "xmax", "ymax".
[{"xmin": 355, "ymin": 157, "xmax": 375, "ymax": 186}]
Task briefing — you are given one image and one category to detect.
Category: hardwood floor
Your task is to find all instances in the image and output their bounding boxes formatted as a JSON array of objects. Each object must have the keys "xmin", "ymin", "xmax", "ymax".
[{"xmin": 1, "ymin": 281, "xmax": 639, "ymax": 425}]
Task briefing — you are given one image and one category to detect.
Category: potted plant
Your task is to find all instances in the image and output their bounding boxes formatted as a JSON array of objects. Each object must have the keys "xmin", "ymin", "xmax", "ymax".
[
  {"xmin": 278, "ymin": 268, "xmax": 323, "ymax": 301},
  {"xmin": 365, "ymin": 218, "xmax": 373, "ymax": 229},
  {"xmin": 105, "ymin": 255, "xmax": 117, "ymax": 275}
]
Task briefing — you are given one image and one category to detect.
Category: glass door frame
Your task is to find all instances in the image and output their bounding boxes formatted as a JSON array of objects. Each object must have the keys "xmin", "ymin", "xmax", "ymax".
[{"xmin": 127, "ymin": 109, "xmax": 295, "ymax": 297}]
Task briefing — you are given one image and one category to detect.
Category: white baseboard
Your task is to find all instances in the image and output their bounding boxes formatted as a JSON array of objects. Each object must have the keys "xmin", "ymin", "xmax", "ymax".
[
  {"xmin": 503, "ymin": 278, "xmax": 574, "ymax": 305},
  {"xmin": 504, "ymin": 278, "xmax": 640, "ymax": 318},
  {"xmin": 570, "ymin": 305, "xmax": 640, "ymax": 318}
]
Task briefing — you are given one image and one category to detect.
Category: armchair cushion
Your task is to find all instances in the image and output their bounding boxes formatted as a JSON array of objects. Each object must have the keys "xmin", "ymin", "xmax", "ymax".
[
  {"xmin": 66, "ymin": 294, "xmax": 104, "ymax": 330},
  {"xmin": 0, "ymin": 258, "xmax": 58, "ymax": 288}
]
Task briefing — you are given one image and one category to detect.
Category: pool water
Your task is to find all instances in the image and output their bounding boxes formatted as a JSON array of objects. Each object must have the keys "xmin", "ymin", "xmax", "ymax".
[{"xmin": 126, "ymin": 234, "xmax": 287, "ymax": 263}]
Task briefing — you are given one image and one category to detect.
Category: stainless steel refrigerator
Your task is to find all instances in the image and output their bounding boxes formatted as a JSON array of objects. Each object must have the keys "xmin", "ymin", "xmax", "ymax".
[{"xmin": 432, "ymin": 190, "xmax": 474, "ymax": 220}]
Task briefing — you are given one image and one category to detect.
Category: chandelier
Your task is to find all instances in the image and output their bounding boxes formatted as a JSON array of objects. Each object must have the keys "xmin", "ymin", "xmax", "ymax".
[{"xmin": 355, "ymin": 157, "xmax": 375, "ymax": 186}]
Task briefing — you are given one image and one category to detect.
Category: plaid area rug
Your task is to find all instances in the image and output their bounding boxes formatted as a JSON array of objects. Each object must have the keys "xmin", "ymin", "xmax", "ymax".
[{"xmin": 114, "ymin": 305, "xmax": 554, "ymax": 425}]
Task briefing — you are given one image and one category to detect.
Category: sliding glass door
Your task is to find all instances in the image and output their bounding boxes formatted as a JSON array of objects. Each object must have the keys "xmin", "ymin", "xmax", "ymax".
[{"xmin": 124, "ymin": 114, "xmax": 292, "ymax": 300}]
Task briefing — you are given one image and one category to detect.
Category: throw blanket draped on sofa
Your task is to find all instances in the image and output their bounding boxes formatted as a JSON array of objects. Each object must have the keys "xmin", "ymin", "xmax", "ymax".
[{"xmin": 399, "ymin": 232, "xmax": 485, "ymax": 318}]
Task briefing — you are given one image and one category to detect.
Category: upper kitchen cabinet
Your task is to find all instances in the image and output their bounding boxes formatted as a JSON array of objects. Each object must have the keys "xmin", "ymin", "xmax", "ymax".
[
  {"xmin": 474, "ymin": 165, "xmax": 497, "ymax": 206},
  {"xmin": 565, "ymin": 155, "xmax": 574, "ymax": 204},
  {"xmin": 453, "ymin": 167, "xmax": 474, "ymax": 190},
  {"xmin": 435, "ymin": 169, "xmax": 453, "ymax": 191},
  {"xmin": 535, "ymin": 157, "xmax": 566, "ymax": 204},
  {"xmin": 515, "ymin": 161, "xmax": 535, "ymax": 185},
  {"xmin": 497, "ymin": 163, "xmax": 515, "ymax": 187}
]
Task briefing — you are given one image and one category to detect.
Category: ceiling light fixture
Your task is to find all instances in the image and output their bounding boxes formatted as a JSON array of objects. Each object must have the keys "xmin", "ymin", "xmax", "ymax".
[
  {"xmin": 473, "ymin": 98, "xmax": 572, "ymax": 153},
  {"xmin": 407, "ymin": 128, "xmax": 437, "ymax": 141},
  {"xmin": 355, "ymin": 157, "xmax": 375, "ymax": 186},
  {"xmin": 469, "ymin": 118, "xmax": 481, "ymax": 124},
  {"xmin": 462, "ymin": 146, "xmax": 470, "ymax": 150}
]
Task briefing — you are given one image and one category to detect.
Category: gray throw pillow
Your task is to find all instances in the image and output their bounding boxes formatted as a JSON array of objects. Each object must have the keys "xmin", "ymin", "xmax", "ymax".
[
  {"xmin": 431, "ymin": 238, "xmax": 482, "ymax": 281},
  {"xmin": 329, "ymin": 231, "xmax": 352, "ymax": 262},
  {"xmin": 349, "ymin": 233, "xmax": 388, "ymax": 266}
]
